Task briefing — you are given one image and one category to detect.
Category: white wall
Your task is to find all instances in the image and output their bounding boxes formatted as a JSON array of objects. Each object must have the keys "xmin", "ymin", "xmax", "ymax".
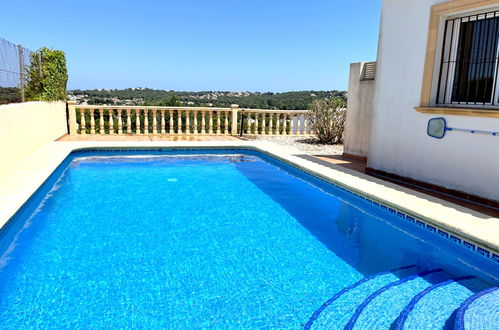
[
  {"xmin": 344, "ymin": 62, "xmax": 375, "ymax": 158},
  {"xmin": 0, "ymin": 101, "xmax": 67, "ymax": 172},
  {"xmin": 369, "ymin": 0, "xmax": 499, "ymax": 201}
]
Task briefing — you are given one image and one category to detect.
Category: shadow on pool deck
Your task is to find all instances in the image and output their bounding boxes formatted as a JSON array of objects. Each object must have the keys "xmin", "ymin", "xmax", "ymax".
[{"xmin": 297, "ymin": 154, "xmax": 499, "ymax": 219}]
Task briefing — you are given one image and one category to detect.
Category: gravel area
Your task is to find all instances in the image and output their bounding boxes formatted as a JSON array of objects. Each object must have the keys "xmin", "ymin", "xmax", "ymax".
[{"xmin": 244, "ymin": 136, "xmax": 343, "ymax": 155}]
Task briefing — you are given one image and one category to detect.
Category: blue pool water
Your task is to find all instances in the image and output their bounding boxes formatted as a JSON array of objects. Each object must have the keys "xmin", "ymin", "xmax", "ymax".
[{"xmin": 0, "ymin": 149, "xmax": 497, "ymax": 328}]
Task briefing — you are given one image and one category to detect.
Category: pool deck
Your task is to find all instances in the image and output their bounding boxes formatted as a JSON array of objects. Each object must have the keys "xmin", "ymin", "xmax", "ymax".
[
  {"xmin": 303, "ymin": 154, "xmax": 499, "ymax": 218},
  {"xmin": 0, "ymin": 140, "xmax": 498, "ymax": 255}
]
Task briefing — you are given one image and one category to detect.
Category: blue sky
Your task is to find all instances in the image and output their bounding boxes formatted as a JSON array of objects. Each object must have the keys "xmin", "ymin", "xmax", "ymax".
[{"xmin": 2, "ymin": 0, "xmax": 381, "ymax": 92}]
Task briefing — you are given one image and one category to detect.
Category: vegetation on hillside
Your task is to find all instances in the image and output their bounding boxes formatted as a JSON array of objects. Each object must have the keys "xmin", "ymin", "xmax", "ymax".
[
  {"xmin": 69, "ymin": 88, "xmax": 346, "ymax": 110},
  {"xmin": 0, "ymin": 87, "xmax": 21, "ymax": 105}
]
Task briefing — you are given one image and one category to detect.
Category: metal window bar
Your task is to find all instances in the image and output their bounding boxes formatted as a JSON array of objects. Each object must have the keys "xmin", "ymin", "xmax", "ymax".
[{"xmin": 436, "ymin": 10, "xmax": 499, "ymax": 108}]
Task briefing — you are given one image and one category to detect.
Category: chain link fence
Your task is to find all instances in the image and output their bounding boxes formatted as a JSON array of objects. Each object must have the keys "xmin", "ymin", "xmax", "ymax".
[{"xmin": 0, "ymin": 37, "xmax": 38, "ymax": 105}]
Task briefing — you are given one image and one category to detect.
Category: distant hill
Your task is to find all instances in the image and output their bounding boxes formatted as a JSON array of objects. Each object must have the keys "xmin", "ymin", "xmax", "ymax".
[{"xmin": 68, "ymin": 88, "xmax": 346, "ymax": 110}]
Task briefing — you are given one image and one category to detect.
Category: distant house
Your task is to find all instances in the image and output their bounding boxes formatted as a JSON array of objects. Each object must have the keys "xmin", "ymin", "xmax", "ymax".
[{"xmin": 345, "ymin": 0, "xmax": 499, "ymax": 205}]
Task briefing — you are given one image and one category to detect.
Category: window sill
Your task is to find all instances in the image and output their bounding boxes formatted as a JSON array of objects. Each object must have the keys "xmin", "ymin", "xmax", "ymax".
[{"xmin": 414, "ymin": 106, "xmax": 499, "ymax": 118}]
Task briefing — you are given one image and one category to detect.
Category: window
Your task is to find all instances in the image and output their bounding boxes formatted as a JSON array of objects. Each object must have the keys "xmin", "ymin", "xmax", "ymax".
[{"xmin": 436, "ymin": 10, "xmax": 499, "ymax": 107}]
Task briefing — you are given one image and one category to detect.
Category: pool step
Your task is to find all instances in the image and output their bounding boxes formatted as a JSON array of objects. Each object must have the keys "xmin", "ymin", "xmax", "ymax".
[
  {"xmin": 344, "ymin": 269, "xmax": 448, "ymax": 329},
  {"xmin": 304, "ymin": 265, "xmax": 419, "ymax": 329},
  {"xmin": 306, "ymin": 268, "xmax": 495, "ymax": 329},
  {"xmin": 454, "ymin": 286, "xmax": 499, "ymax": 330},
  {"xmin": 394, "ymin": 276, "xmax": 488, "ymax": 330}
]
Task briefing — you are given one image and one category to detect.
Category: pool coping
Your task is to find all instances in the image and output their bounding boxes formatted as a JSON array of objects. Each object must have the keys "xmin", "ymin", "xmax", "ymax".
[{"xmin": 0, "ymin": 140, "xmax": 498, "ymax": 259}]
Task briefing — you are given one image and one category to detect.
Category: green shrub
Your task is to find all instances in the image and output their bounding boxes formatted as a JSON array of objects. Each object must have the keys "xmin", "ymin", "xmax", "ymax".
[
  {"xmin": 308, "ymin": 97, "xmax": 347, "ymax": 144},
  {"xmin": 25, "ymin": 47, "xmax": 68, "ymax": 101}
]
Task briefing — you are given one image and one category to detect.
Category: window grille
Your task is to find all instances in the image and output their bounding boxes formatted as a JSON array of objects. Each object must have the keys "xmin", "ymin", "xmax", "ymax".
[{"xmin": 437, "ymin": 10, "xmax": 499, "ymax": 107}]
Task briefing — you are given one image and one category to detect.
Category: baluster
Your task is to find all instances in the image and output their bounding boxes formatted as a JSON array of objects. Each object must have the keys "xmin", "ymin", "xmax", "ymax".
[
  {"xmin": 152, "ymin": 109, "xmax": 158, "ymax": 134},
  {"xmin": 193, "ymin": 110, "xmax": 198, "ymax": 135},
  {"xmin": 276, "ymin": 113, "xmax": 281, "ymax": 135},
  {"xmin": 254, "ymin": 112, "xmax": 259, "ymax": 135},
  {"xmin": 89, "ymin": 109, "xmax": 95, "ymax": 134},
  {"xmin": 299, "ymin": 114, "xmax": 304, "ymax": 135},
  {"xmin": 79, "ymin": 108, "xmax": 86, "ymax": 135},
  {"xmin": 98, "ymin": 109, "xmax": 104, "ymax": 134},
  {"xmin": 169, "ymin": 110, "xmax": 174, "ymax": 134},
  {"xmin": 144, "ymin": 109, "xmax": 149, "ymax": 134},
  {"xmin": 186, "ymin": 110, "xmax": 191, "ymax": 134},
  {"xmin": 117, "ymin": 109, "xmax": 123, "ymax": 134},
  {"xmin": 126, "ymin": 109, "xmax": 132, "ymax": 134},
  {"xmin": 282, "ymin": 113, "xmax": 287, "ymax": 135},
  {"xmin": 208, "ymin": 111, "xmax": 213, "ymax": 134},
  {"xmin": 268, "ymin": 113, "xmax": 274, "ymax": 135},
  {"xmin": 289, "ymin": 112, "xmax": 295, "ymax": 135},
  {"xmin": 160, "ymin": 110, "xmax": 166, "ymax": 134},
  {"xmin": 261, "ymin": 113, "xmax": 266, "ymax": 136},
  {"xmin": 117, "ymin": 109, "xmax": 123, "ymax": 135},
  {"xmin": 224, "ymin": 111, "xmax": 229, "ymax": 135},
  {"xmin": 108, "ymin": 109, "xmax": 114, "ymax": 134},
  {"xmin": 245, "ymin": 110, "xmax": 251, "ymax": 135},
  {"xmin": 216, "ymin": 112, "xmax": 221, "ymax": 134},
  {"xmin": 135, "ymin": 109, "xmax": 141, "ymax": 134},
  {"xmin": 178, "ymin": 110, "xmax": 183, "ymax": 134},
  {"xmin": 246, "ymin": 112, "xmax": 251, "ymax": 135},
  {"xmin": 293, "ymin": 113, "xmax": 298, "ymax": 135},
  {"xmin": 201, "ymin": 111, "xmax": 206, "ymax": 134},
  {"xmin": 295, "ymin": 113, "xmax": 300, "ymax": 135}
]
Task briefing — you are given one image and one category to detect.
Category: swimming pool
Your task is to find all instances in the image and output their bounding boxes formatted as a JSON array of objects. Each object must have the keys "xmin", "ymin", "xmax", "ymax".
[{"xmin": 0, "ymin": 149, "xmax": 497, "ymax": 328}]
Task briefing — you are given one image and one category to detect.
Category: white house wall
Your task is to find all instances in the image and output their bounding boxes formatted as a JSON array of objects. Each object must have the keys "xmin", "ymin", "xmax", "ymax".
[
  {"xmin": 369, "ymin": 0, "xmax": 499, "ymax": 201},
  {"xmin": 344, "ymin": 62, "xmax": 375, "ymax": 158}
]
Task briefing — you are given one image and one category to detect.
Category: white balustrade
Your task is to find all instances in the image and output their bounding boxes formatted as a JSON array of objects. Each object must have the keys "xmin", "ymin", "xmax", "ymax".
[{"xmin": 70, "ymin": 104, "xmax": 312, "ymax": 137}]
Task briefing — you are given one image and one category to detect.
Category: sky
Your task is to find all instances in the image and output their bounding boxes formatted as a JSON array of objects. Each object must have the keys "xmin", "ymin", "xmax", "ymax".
[{"xmin": 2, "ymin": 0, "xmax": 381, "ymax": 92}]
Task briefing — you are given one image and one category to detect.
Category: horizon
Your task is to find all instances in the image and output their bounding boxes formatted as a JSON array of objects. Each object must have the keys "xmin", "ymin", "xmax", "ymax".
[
  {"xmin": 2, "ymin": 0, "xmax": 381, "ymax": 92},
  {"xmin": 68, "ymin": 87, "xmax": 346, "ymax": 93}
]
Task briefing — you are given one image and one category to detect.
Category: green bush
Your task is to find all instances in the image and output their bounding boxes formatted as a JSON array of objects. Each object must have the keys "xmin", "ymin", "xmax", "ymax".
[
  {"xmin": 25, "ymin": 47, "xmax": 68, "ymax": 101},
  {"xmin": 308, "ymin": 97, "xmax": 347, "ymax": 144}
]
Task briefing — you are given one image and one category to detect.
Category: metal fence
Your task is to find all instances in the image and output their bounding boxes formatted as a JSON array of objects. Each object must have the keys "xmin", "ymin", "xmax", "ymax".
[{"xmin": 0, "ymin": 37, "xmax": 37, "ymax": 105}]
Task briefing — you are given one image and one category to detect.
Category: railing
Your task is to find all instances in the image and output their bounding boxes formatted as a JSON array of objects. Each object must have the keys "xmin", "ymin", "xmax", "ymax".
[
  {"xmin": 238, "ymin": 109, "xmax": 310, "ymax": 135},
  {"xmin": 67, "ymin": 102, "xmax": 311, "ymax": 136}
]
